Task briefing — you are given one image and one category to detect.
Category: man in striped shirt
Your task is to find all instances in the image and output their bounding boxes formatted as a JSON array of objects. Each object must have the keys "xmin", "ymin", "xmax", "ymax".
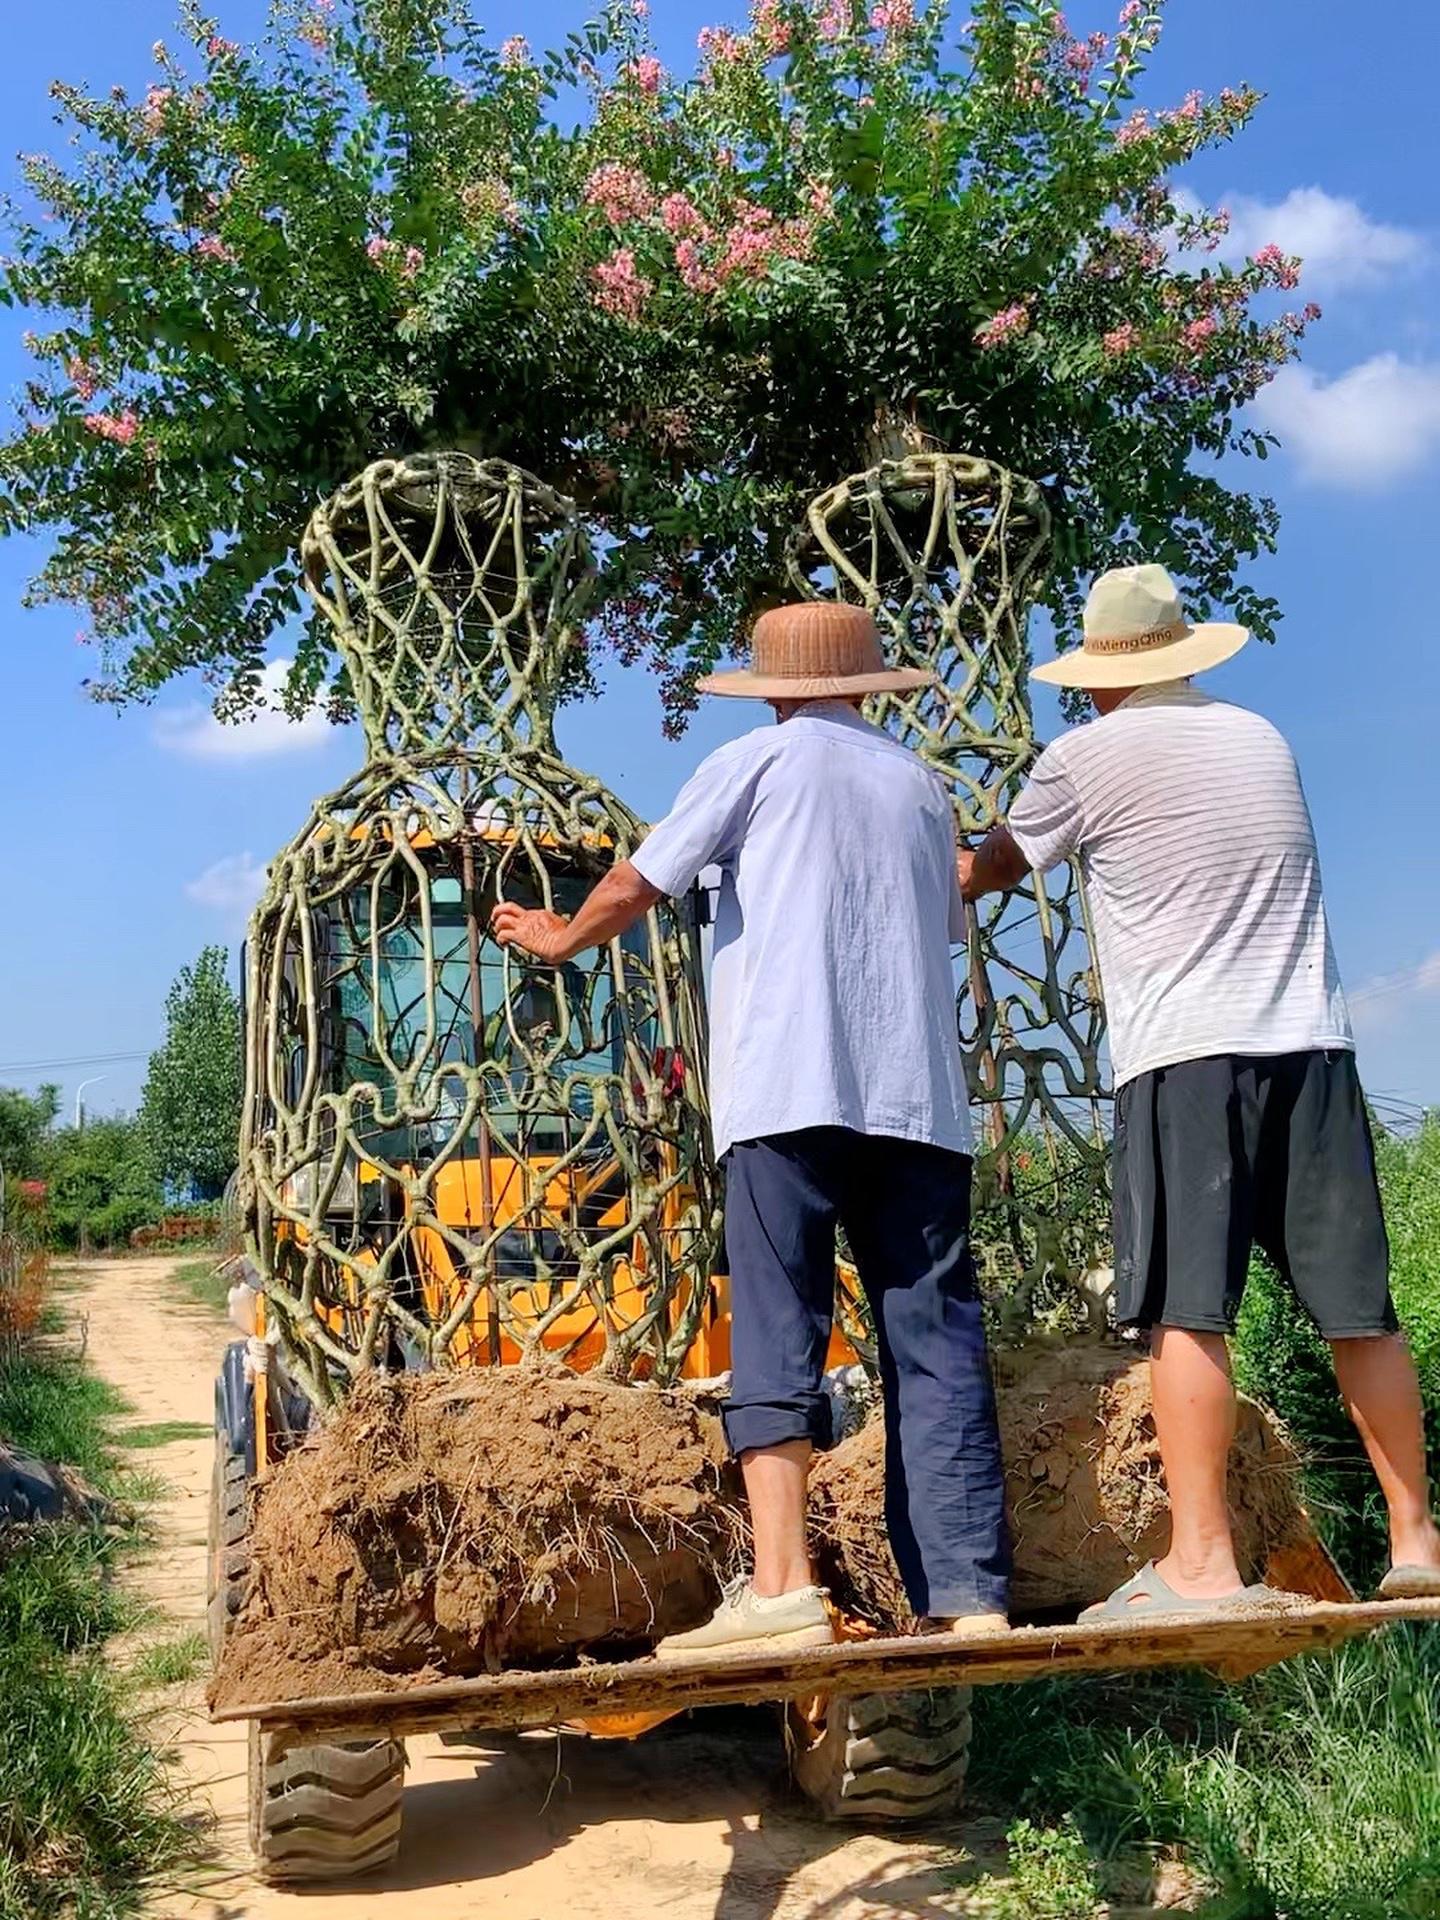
[{"xmin": 963, "ymin": 564, "xmax": 1440, "ymax": 1615}]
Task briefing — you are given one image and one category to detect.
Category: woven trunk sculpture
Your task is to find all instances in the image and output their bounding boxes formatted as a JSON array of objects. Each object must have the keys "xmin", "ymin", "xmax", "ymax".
[
  {"xmin": 239, "ymin": 454, "xmax": 719, "ymax": 1410},
  {"xmin": 789, "ymin": 452, "xmax": 1111, "ymax": 1330}
]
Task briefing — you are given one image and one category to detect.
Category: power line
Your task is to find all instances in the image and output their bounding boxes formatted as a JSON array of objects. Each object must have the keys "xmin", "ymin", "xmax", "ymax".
[{"xmin": 0, "ymin": 1048, "xmax": 152, "ymax": 1074}]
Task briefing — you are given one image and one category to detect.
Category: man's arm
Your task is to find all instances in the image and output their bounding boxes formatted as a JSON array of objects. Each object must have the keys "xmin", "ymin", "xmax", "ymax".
[
  {"xmin": 490, "ymin": 860, "xmax": 661, "ymax": 964},
  {"xmin": 958, "ymin": 826, "xmax": 1030, "ymax": 902}
]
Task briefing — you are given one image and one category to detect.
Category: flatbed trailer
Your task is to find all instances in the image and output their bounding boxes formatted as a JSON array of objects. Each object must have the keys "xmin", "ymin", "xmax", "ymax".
[
  {"xmin": 215, "ymin": 1596, "xmax": 1440, "ymax": 1744},
  {"xmin": 213, "ymin": 1585, "xmax": 1440, "ymax": 1883}
]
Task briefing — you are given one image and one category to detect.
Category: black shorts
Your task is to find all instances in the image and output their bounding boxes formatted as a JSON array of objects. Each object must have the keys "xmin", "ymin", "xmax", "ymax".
[{"xmin": 1112, "ymin": 1048, "xmax": 1397, "ymax": 1338}]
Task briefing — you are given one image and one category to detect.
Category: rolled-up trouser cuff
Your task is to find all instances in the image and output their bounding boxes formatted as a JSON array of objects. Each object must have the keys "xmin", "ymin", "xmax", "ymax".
[{"xmin": 723, "ymin": 1393, "xmax": 833, "ymax": 1456}]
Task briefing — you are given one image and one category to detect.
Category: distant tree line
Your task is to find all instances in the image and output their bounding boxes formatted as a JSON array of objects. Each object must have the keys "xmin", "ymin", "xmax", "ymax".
[{"xmin": 0, "ymin": 946, "xmax": 242, "ymax": 1249}]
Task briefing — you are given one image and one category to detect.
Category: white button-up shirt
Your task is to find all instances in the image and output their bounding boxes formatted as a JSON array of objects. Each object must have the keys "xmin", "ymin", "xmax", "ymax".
[{"xmin": 632, "ymin": 705, "xmax": 972, "ymax": 1161}]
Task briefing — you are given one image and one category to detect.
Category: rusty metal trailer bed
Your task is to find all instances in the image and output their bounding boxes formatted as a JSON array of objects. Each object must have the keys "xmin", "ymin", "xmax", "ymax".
[{"xmin": 215, "ymin": 1596, "xmax": 1440, "ymax": 1742}]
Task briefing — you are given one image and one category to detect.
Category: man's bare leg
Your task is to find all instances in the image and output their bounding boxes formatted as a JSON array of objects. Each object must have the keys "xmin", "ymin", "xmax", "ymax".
[
  {"xmin": 742, "ymin": 1438, "xmax": 815, "ymax": 1596},
  {"xmin": 1149, "ymin": 1326, "xmax": 1246, "ymax": 1598},
  {"xmin": 1331, "ymin": 1335, "xmax": 1440, "ymax": 1570}
]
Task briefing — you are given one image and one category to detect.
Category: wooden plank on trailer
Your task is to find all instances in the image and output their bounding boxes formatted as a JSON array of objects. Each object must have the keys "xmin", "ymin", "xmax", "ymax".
[{"xmin": 214, "ymin": 1595, "xmax": 1440, "ymax": 1741}]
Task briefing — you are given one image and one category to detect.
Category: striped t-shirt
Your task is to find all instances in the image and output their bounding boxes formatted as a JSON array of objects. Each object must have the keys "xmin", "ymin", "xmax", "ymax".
[{"xmin": 1006, "ymin": 681, "xmax": 1353, "ymax": 1088}]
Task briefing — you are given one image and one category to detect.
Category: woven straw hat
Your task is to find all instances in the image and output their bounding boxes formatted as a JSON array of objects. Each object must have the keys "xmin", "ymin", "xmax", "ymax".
[
  {"xmin": 698, "ymin": 603, "xmax": 934, "ymax": 701},
  {"xmin": 1030, "ymin": 564, "xmax": 1250, "ymax": 689}
]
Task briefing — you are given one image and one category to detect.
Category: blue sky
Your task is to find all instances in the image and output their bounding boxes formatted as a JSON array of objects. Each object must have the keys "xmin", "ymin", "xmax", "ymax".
[{"xmin": 2, "ymin": 0, "xmax": 1438, "ymax": 1123}]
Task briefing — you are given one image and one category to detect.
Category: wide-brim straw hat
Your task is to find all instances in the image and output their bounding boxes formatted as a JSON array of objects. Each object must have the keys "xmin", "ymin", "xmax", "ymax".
[
  {"xmin": 1030, "ymin": 563, "xmax": 1250, "ymax": 689},
  {"xmin": 698, "ymin": 602, "xmax": 935, "ymax": 700}
]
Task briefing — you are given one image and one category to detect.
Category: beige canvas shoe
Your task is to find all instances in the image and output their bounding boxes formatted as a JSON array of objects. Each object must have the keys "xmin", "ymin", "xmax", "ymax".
[
  {"xmin": 655, "ymin": 1577, "xmax": 835, "ymax": 1659},
  {"xmin": 919, "ymin": 1613, "xmax": 1010, "ymax": 1636}
]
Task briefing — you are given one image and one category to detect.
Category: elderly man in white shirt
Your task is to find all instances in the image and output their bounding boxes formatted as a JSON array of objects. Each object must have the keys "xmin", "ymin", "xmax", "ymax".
[
  {"xmin": 494, "ymin": 602, "xmax": 1010, "ymax": 1653},
  {"xmin": 963, "ymin": 564, "xmax": 1440, "ymax": 1616}
]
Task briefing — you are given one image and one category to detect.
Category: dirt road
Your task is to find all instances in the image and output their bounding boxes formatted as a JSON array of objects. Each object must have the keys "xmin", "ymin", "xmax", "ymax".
[{"xmin": 72, "ymin": 1256, "xmax": 1179, "ymax": 1920}]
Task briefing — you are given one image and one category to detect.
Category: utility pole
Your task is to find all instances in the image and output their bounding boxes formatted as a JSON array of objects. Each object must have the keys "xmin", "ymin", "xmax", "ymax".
[{"xmin": 74, "ymin": 1075, "xmax": 107, "ymax": 1131}]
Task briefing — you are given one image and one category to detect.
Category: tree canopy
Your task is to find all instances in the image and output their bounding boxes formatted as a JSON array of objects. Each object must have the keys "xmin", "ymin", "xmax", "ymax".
[
  {"xmin": 0, "ymin": 1085, "xmax": 60, "ymax": 1189},
  {"xmin": 139, "ymin": 945, "xmax": 243, "ymax": 1198},
  {"xmin": 1, "ymin": 0, "xmax": 1314, "ymax": 732}
]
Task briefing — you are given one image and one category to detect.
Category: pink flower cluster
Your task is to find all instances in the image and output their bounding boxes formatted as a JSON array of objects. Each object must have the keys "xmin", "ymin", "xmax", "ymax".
[
  {"xmin": 366, "ymin": 235, "xmax": 425, "ymax": 277},
  {"xmin": 1062, "ymin": 30, "xmax": 1109, "ymax": 78},
  {"xmin": 1115, "ymin": 107, "xmax": 1150, "ymax": 145},
  {"xmin": 1180, "ymin": 313, "xmax": 1218, "ymax": 355},
  {"xmin": 870, "ymin": 0, "xmax": 915, "ymax": 35},
  {"xmin": 1103, "ymin": 322, "xmax": 1139, "ymax": 356},
  {"xmin": 207, "ymin": 35, "xmax": 239, "ymax": 58},
  {"xmin": 195, "ymin": 233, "xmax": 237, "ymax": 264},
  {"xmin": 592, "ymin": 247, "xmax": 653, "ymax": 322},
  {"xmin": 84, "ymin": 409, "xmax": 140, "ymax": 445},
  {"xmin": 67, "ymin": 356, "xmax": 99, "ymax": 402},
  {"xmin": 500, "ymin": 35, "xmax": 531, "ymax": 68},
  {"xmin": 1164, "ymin": 89, "xmax": 1204, "ymax": 124},
  {"xmin": 1118, "ymin": 0, "xmax": 1144, "ymax": 23},
  {"xmin": 297, "ymin": 7, "xmax": 331, "ymax": 55},
  {"xmin": 715, "ymin": 201, "xmax": 815, "ymax": 282},
  {"xmin": 697, "ymin": 25, "xmax": 746, "ymax": 63},
  {"xmin": 625, "ymin": 54, "xmax": 665, "ymax": 95},
  {"xmin": 661, "ymin": 192, "xmax": 704, "ymax": 236},
  {"xmin": 140, "ymin": 85, "xmax": 174, "ymax": 135},
  {"xmin": 1253, "ymin": 242, "xmax": 1301, "ymax": 290},
  {"xmin": 974, "ymin": 303, "xmax": 1030, "ymax": 350},
  {"xmin": 753, "ymin": 0, "xmax": 792, "ymax": 55},
  {"xmin": 584, "ymin": 163, "xmax": 655, "ymax": 226}
]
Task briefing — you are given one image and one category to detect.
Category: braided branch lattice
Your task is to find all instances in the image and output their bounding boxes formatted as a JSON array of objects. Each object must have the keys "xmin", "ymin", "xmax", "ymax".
[
  {"xmin": 241, "ymin": 455, "xmax": 720, "ymax": 1409},
  {"xmin": 789, "ymin": 454, "xmax": 1111, "ymax": 1330}
]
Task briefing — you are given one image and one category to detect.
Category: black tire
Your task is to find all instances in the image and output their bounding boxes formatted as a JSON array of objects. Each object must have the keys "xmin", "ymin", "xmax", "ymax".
[
  {"xmin": 787, "ymin": 1686, "xmax": 973, "ymax": 1823},
  {"xmin": 248, "ymin": 1725, "xmax": 406, "ymax": 1883},
  {"xmin": 206, "ymin": 1435, "xmax": 250, "ymax": 1663}
]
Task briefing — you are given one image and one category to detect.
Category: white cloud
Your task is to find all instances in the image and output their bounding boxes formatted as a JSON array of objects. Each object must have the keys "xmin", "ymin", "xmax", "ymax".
[
  {"xmin": 1349, "ymin": 950, "xmax": 1440, "ymax": 1032},
  {"xmin": 1221, "ymin": 187, "xmax": 1425, "ymax": 290},
  {"xmin": 1252, "ymin": 354, "xmax": 1440, "ymax": 488},
  {"xmin": 185, "ymin": 852, "xmax": 268, "ymax": 919},
  {"xmin": 153, "ymin": 658, "xmax": 331, "ymax": 760}
]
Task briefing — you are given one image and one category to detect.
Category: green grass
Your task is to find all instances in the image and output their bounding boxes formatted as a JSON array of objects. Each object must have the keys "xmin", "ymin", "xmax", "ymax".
[
  {"xmin": 130, "ymin": 1631, "xmax": 209, "ymax": 1691},
  {"xmin": 0, "ymin": 1336, "xmax": 196, "ymax": 1919},
  {"xmin": 970, "ymin": 1628, "xmax": 1440, "ymax": 1919},
  {"xmin": 0, "ymin": 1636, "xmax": 191, "ymax": 1920},
  {"xmin": 117, "ymin": 1420, "xmax": 212, "ymax": 1450},
  {"xmin": 0, "ymin": 1347, "xmax": 129, "ymax": 1490},
  {"xmin": 167, "ymin": 1253, "xmax": 229, "ymax": 1317}
]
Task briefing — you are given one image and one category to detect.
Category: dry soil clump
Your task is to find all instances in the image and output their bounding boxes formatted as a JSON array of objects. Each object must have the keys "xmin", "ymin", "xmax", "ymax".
[
  {"xmin": 809, "ymin": 1344, "xmax": 1313, "ymax": 1628},
  {"xmin": 212, "ymin": 1367, "xmax": 742, "ymax": 1711}
]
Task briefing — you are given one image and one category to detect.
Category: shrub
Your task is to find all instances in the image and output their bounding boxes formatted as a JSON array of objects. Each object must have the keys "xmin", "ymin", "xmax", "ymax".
[
  {"xmin": 971, "ymin": 1629, "xmax": 1440, "ymax": 1920},
  {"xmin": 41, "ymin": 1117, "xmax": 164, "ymax": 1252},
  {"xmin": 971, "ymin": 1817, "xmax": 1104, "ymax": 1919}
]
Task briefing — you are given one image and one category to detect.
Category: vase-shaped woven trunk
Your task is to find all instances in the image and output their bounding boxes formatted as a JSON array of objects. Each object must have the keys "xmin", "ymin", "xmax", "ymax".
[
  {"xmin": 789, "ymin": 452, "xmax": 1111, "ymax": 1332},
  {"xmin": 240, "ymin": 454, "xmax": 719, "ymax": 1411}
]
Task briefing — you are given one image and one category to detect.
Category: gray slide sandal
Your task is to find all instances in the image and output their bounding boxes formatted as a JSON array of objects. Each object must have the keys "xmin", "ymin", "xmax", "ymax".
[
  {"xmin": 1079, "ymin": 1560, "xmax": 1282, "ymax": 1623},
  {"xmin": 1378, "ymin": 1564, "xmax": 1440, "ymax": 1600}
]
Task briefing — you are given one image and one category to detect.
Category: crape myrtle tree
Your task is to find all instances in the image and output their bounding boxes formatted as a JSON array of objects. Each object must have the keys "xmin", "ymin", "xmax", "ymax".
[{"xmin": 0, "ymin": 0, "xmax": 1315, "ymax": 734}]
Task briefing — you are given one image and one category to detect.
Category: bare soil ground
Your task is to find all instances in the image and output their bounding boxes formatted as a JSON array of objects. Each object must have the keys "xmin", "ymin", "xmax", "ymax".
[{"xmin": 70, "ymin": 1255, "xmax": 1193, "ymax": 1920}]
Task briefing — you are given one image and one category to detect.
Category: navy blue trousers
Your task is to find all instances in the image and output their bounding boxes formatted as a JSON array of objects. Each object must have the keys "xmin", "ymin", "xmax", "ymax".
[{"xmin": 722, "ymin": 1127, "xmax": 1011, "ymax": 1619}]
